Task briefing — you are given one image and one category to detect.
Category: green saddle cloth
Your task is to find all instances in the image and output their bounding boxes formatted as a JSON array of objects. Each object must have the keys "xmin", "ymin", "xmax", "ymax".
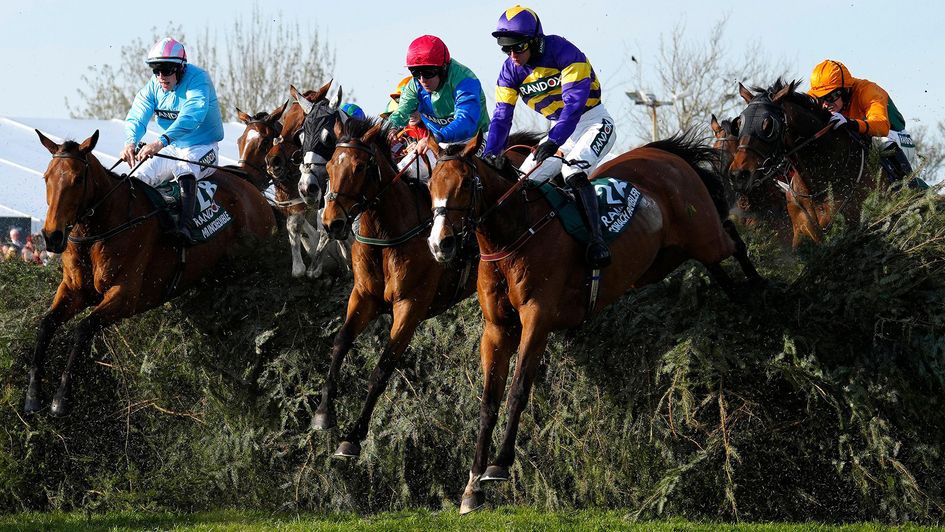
[
  {"xmin": 538, "ymin": 176, "xmax": 643, "ymax": 244},
  {"xmin": 138, "ymin": 178, "xmax": 234, "ymax": 243}
]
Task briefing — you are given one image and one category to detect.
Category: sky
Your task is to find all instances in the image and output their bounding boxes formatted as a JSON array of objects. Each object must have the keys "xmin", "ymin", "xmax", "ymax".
[{"xmin": 1, "ymin": 0, "xmax": 944, "ymax": 149}]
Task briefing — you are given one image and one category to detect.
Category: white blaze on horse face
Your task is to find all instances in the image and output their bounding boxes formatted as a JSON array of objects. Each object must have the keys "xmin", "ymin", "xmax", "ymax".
[
  {"xmin": 298, "ymin": 151, "xmax": 320, "ymax": 199},
  {"xmin": 428, "ymin": 196, "xmax": 449, "ymax": 260},
  {"xmin": 239, "ymin": 129, "xmax": 261, "ymax": 159}
]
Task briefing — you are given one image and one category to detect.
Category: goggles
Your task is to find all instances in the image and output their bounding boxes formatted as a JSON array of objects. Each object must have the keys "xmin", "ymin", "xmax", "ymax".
[
  {"xmin": 501, "ymin": 41, "xmax": 529, "ymax": 54},
  {"xmin": 151, "ymin": 63, "xmax": 178, "ymax": 76},
  {"xmin": 409, "ymin": 67, "xmax": 440, "ymax": 80}
]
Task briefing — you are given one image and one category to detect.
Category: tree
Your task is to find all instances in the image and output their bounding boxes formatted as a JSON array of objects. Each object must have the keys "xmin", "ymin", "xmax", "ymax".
[
  {"xmin": 66, "ymin": 7, "xmax": 336, "ymax": 122},
  {"xmin": 910, "ymin": 121, "xmax": 945, "ymax": 185},
  {"xmin": 621, "ymin": 16, "xmax": 790, "ymax": 145}
]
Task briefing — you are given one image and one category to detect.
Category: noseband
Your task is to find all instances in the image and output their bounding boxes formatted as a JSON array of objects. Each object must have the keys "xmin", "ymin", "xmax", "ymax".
[{"xmin": 432, "ymin": 153, "xmax": 482, "ymax": 239}]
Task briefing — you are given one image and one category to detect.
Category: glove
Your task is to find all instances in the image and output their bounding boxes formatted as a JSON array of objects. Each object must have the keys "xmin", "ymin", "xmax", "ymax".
[
  {"xmin": 828, "ymin": 112, "xmax": 848, "ymax": 130},
  {"xmin": 483, "ymin": 153, "xmax": 508, "ymax": 170},
  {"xmin": 532, "ymin": 140, "xmax": 560, "ymax": 164}
]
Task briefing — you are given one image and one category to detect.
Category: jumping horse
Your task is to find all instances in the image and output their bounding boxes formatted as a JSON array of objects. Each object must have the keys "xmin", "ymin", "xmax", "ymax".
[
  {"xmin": 236, "ymin": 81, "xmax": 350, "ymax": 277},
  {"xmin": 710, "ymin": 113, "xmax": 794, "ymax": 242},
  {"xmin": 25, "ymin": 130, "xmax": 275, "ymax": 415},
  {"xmin": 311, "ymin": 117, "xmax": 510, "ymax": 458},
  {"xmin": 729, "ymin": 79, "xmax": 871, "ymax": 248},
  {"xmin": 426, "ymin": 131, "xmax": 764, "ymax": 513}
]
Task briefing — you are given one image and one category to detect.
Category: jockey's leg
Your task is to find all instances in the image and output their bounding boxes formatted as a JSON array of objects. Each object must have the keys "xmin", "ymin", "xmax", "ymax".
[
  {"xmin": 174, "ymin": 174, "xmax": 197, "ymax": 244},
  {"xmin": 566, "ymin": 171, "xmax": 611, "ymax": 268}
]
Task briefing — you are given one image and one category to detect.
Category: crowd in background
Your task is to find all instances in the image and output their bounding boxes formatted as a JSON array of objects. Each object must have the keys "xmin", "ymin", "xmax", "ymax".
[{"xmin": 2, "ymin": 227, "xmax": 50, "ymax": 265}]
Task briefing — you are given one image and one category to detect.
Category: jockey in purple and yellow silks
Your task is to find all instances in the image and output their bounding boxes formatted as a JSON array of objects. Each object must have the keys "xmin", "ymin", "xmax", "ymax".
[{"xmin": 484, "ymin": 6, "xmax": 616, "ymax": 268}]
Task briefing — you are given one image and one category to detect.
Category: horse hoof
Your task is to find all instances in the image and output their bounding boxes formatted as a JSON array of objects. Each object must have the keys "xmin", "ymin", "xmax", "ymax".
[
  {"xmin": 333, "ymin": 440, "xmax": 361, "ymax": 458},
  {"xmin": 311, "ymin": 411, "xmax": 336, "ymax": 431},
  {"xmin": 50, "ymin": 396, "xmax": 70, "ymax": 417},
  {"xmin": 481, "ymin": 464, "xmax": 510, "ymax": 482},
  {"xmin": 459, "ymin": 491, "xmax": 485, "ymax": 515},
  {"xmin": 24, "ymin": 393, "xmax": 42, "ymax": 414}
]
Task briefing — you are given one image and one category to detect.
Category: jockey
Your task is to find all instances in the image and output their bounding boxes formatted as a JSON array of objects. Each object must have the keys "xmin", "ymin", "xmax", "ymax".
[
  {"xmin": 384, "ymin": 76, "xmax": 412, "ymax": 116},
  {"xmin": 386, "ymin": 35, "xmax": 489, "ymax": 181},
  {"xmin": 483, "ymin": 5, "xmax": 616, "ymax": 268},
  {"xmin": 384, "ymin": 76, "xmax": 429, "ymax": 160},
  {"xmin": 121, "ymin": 37, "xmax": 224, "ymax": 242},
  {"xmin": 808, "ymin": 60, "xmax": 921, "ymax": 188}
]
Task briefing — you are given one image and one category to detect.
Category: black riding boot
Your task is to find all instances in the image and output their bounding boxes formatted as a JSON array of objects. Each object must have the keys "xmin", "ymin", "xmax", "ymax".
[
  {"xmin": 566, "ymin": 172, "xmax": 610, "ymax": 268},
  {"xmin": 174, "ymin": 174, "xmax": 197, "ymax": 245}
]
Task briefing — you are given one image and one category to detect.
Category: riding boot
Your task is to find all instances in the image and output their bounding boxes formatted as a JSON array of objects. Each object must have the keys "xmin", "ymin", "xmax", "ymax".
[
  {"xmin": 174, "ymin": 174, "xmax": 197, "ymax": 245},
  {"xmin": 566, "ymin": 172, "xmax": 611, "ymax": 268}
]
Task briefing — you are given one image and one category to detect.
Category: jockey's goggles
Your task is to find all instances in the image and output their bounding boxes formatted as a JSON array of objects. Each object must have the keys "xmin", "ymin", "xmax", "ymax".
[
  {"xmin": 409, "ymin": 67, "xmax": 440, "ymax": 80},
  {"xmin": 500, "ymin": 41, "xmax": 529, "ymax": 54},
  {"xmin": 151, "ymin": 63, "xmax": 178, "ymax": 76},
  {"xmin": 822, "ymin": 89, "xmax": 844, "ymax": 103}
]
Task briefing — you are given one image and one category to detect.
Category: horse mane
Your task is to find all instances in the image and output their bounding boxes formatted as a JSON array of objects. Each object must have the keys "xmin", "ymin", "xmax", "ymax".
[
  {"xmin": 59, "ymin": 140, "xmax": 81, "ymax": 153},
  {"xmin": 752, "ymin": 78, "xmax": 831, "ymax": 122},
  {"xmin": 644, "ymin": 131, "xmax": 729, "ymax": 218},
  {"xmin": 340, "ymin": 116, "xmax": 396, "ymax": 168}
]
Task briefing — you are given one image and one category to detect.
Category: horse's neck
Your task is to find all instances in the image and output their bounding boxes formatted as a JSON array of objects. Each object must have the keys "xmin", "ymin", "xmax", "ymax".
[
  {"xmin": 785, "ymin": 104, "xmax": 862, "ymax": 182},
  {"xmin": 80, "ymin": 161, "xmax": 144, "ymax": 234},
  {"xmin": 476, "ymin": 168, "xmax": 532, "ymax": 246},
  {"xmin": 364, "ymin": 158, "xmax": 429, "ymax": 236}
]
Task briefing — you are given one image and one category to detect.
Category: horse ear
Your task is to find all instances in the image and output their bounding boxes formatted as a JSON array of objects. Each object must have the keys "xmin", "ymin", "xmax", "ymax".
[
  {"xmin": 361, "ymin": 122, "xmax": 383, "ymax": 144},
  {"xmin": 292, "ymin": 85, "xmax": 314, "ymax": 115},
  {"xmin": 426, "ymin": 136, "xmax": 441, "ymax": 158},
  {"xmin": 78, "ymin": 130, "xmax": 99, "ymax": 154},
  {"xmin": 333, "ymin": 115, "xmax": 344, "ymax": 140},
  {"xmin": 269, "ymin": 99, "xmax": 289, "ymax": 122},
  {"xmin": 710, "ymin": 114, "xmax": 722, "ymax": 134},
  {"xmin": 738, "ymin": 82, "xmax": 753, "ymax": 104},
  {"xmin": 771, "ymin": 83, "xmax": 792, "ymax": 103},
  {"xmin": 35, "ymin": 129, "xmax": 59, "ymax": 155},
  {"xmin": 313, "ymin": 78, "xmax": 333, "ymax": 102},
  {"xmin": 329, "ymin": 85, "xmax": 343, "ymax": 110},
  {"xmin": 460, "ymin": 131, "xmax": 482, "ymax": 158},
  {"xmin": 236, "ymin": 107, "xmax": 251, "ymax": 124}
]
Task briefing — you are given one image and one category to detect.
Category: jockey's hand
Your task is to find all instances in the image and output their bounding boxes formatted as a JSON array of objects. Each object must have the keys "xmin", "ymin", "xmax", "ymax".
[
  {"xmin": 120, "ymin": 144, "xmax": 137, "ymax": 167},
  {"xmin": 387, "ymin": 129, "xmax": 399, "ymax": 144},
  {"xmin": 415, "ymin": 139, "xmax": 430, "ymax": 156},
  {"xmin": 135, "ymin": 139, "xmax": 165, "ymax": 163},
  {"xmin": 483, "ymin": 153, "xmax": 508, "ymax": 171},
  {"xmin": 828, "ymin": 112, "xmax": 849, "ymax": 130},
  {"xmin": 533, "ymin": 140, "xmax": 560, "ymax": 164}
]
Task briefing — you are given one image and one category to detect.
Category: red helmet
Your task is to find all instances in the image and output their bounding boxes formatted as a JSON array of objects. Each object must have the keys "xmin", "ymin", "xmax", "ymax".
[{"xmin": 405, "ymin": 35, "xmax": 450, "ymax": 68}]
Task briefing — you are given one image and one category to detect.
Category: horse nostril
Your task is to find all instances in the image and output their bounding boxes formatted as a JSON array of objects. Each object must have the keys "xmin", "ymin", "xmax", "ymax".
[
  {"xmin": 439, "ymin": 236, "xmax": 455, "ymax": 254},
  {"xmin": 328, "ymin": 219, "xmax": 347, "ymax": 238}
]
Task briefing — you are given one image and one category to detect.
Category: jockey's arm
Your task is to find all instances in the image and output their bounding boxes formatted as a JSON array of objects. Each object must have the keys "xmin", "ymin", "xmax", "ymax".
[
  {"xmin": 433, "ymin": 78, "xmax": 484, "ymax": 143},
  {"xmin": 162, "ymin": 76, "xmax": 210, "ymax": 143},
  {"xmin": 483, "ymin": 86, "xmax": 518, "ymax": 156},
  {"xmin": 387, "ymin": 81, "xmax": 420, "ymax": 129},
  {"xmin": 547, "ymin": 61, "xmax": 593, "ymax": 146}
]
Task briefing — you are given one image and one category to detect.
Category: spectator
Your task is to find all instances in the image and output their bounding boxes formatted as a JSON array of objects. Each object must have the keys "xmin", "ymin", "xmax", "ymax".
[{"xmin": 8, "ymin": 227, "xmax": 24, "ymax": 252}]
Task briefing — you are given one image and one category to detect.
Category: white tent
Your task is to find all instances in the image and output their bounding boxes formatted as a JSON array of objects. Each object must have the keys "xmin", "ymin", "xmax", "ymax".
[{"xmin": 0, "ymin": 116, "xmax": 249, "ymax": 233}]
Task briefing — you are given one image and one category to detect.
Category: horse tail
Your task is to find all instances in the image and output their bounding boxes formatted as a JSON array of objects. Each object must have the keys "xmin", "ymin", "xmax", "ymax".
[{"xmin": 644, "ymin": 131, "xmax": 730, "ymax": 221}]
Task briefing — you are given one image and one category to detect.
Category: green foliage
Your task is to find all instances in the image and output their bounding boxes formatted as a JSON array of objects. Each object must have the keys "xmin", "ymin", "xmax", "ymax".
[{"xmin": 1, "ymin": 188, "xmax": 945, "ymax": 523}]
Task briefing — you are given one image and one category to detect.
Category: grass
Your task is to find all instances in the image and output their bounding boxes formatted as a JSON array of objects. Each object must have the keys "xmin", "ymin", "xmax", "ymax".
[{"xmin": 0, "ymin": 509, "xmax": 939, "ymax": 531}]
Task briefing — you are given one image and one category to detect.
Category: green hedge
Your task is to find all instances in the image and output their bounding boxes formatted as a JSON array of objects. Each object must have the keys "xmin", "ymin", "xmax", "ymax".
[{"xmin": 1, "ymin": 188, "xmax": 944, "ymax": 523}]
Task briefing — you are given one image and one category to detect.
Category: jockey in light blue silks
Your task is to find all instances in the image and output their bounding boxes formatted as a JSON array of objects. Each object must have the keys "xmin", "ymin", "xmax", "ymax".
[
  {"xmin": 483, "ymin": 6, "xmax": 617, "ymax": 268},
  {"xmin": 121, "ymin": 37, "xmax": 225, "ymax": 242}
]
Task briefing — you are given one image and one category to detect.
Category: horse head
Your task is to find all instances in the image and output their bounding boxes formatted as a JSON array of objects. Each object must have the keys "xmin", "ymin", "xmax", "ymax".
[
  {"xmin": 36, "ymin": 129, "xmax": 101, "ymax": 253},
  {"xmin": 427, "ymin": 133, "xmax": 485, "ymax": 263},
  {"xmin": 710, "ymin": 113, "xmax": 739, "ymax": 176},
  {"xmin": 236, "ymin": 100, "xmax": 288, "ymax": 188},
  {"xmin": 296, "ymin": 82, "xmax": 345, "ymax": 202},
  {"xmin": 322, "ymin": 118, "xmax": 390, "ymax": 240},
  {"xmin": 729, "ymin": 79, "xmax": 833, "ymax": 193}
]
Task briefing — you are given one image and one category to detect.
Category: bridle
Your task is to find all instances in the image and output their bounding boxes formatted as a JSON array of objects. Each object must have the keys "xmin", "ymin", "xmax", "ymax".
[
  {"xmin": 238, "ymin": 116, "xmax": 281, "ymax": 182},
  {"xmin": 432, "ymin": 153, "xmax": 483, "ymax": 241},
  {"xmin": 49, "ymin": 152, "xmax": 158, "ymax": 244}
]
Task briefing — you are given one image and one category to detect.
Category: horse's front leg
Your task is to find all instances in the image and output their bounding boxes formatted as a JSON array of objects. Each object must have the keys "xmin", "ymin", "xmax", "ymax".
[
  {"xmin": 334, "ymin": 298, "xmax": 425, "ymax": 458},
  {"xmin": 460, "ymin": 318, "xmax": 520, "ymax": 514},
  {"xmin": 312, "ymin": 291, "xmax": 379, "ymax": 430},
  {"xmin": 299, "ymin": 215, "xmax": 325, "ymax": 278},
  {"xmin": 51, "ymin": 286, "xmax": 135, "ymax": 417},
  {"xmin": 286, "ymin": 212, "xmax": 307, "ymax": 278},
  {"xmin": 25, "ymin": 284, "xmax": 86, "ymax": 413},
  {"xmin": 485, "ymin": 306, "xmax": 550, "ymax": 482}
]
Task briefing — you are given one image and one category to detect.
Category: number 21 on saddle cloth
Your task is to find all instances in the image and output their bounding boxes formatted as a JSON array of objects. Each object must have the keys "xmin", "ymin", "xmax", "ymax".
[{"xmin": 538, "ymin": 176, "xmax": 644, "ymax": 245}]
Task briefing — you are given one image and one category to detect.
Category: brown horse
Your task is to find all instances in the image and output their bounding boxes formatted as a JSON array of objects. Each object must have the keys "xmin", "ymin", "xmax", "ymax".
[
  {"xmin": 236, "ymin": 81, "xmax": 349, "ymax": 277},
  {"xmin": 426, "ymin": 131, "xmax": 764, "ymax": 513},
  {"xmin": 25, "ymin": 130, "xmax": 275, "ymax": 416},
  {"xmin": 313, "ymin": 117, "xmax": 481, "ymax": 458},
  {"xmin": 710, "ymin": 113, "xmax": 794, "ymax": 243},
  {"xmin": 729, "ymin": 79, "xmax": 870, "ymax": 248}
]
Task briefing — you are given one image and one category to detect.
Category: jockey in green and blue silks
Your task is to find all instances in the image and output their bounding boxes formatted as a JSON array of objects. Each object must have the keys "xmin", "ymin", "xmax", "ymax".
[
  {"xmin": 121, "ymin": 37, "xmax": 225, "ymax": 243},
  {"xmin": 484, "ymin": 5, "xmax": 617, "ymax": 268},
  {"xmin": 386, "ymin": 35, "xmax": 489, "ymax": 181}
]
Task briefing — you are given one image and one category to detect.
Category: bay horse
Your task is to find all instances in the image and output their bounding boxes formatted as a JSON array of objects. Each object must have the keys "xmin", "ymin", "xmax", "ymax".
[
  {"xmin": 236, "ymin": 81, "xmax": 349, "ymax": 277},
  {"xmin": 426, "ymin": 131, "xmax": 764, "ymax": 514},
  {"xmin": 710, "ymin": 113, "xmax": 793, "ymax": 242},
  {"xmin": 312, "ymin": 117, "xmax": 495, "ymax": 458},
  {"xmin": 729, "ymin": 79, "xmax": 871, "ymax": 248},
  {"xmin": 25, "ymin": 130, "xmax": 275, "ymax": 416}
]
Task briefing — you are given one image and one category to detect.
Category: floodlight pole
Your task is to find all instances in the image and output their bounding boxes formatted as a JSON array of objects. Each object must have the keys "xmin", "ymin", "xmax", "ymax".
[{"xmin": 626, "ymin": 90, "xmax": 674, "ymax": 142}]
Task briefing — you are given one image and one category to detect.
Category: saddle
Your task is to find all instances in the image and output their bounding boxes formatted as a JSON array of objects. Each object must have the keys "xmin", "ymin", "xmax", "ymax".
[
  {"xmin": 138, "ymin": 177, "xmax": 234, "ymax": 244},
  {"xmin": 537, "ymin": 176, "xmax": 643, "ymax": 244}
]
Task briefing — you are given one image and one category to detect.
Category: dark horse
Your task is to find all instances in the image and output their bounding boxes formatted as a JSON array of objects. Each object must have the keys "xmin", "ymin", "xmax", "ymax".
[
  {"xmin": 426, "ymin": 131, "xmax": 764, "ymax": 513},
  {"xmin": 729, "ymin": 79, "xmax": 871, "ymax": 248},
  {"xmin": 25, "ymin": 130, "xmax": 275, "ymax": 415},
  {"xmin": 312, "ymin": 117, "xmax": 505, "ymax": 458}
]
